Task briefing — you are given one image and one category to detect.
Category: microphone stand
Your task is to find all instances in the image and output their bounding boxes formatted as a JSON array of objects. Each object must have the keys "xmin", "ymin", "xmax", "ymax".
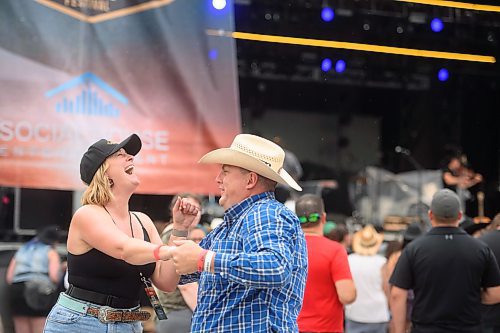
[{"xmin": 399, "ymin": 150, "xmax": 425, "ymax": 224}]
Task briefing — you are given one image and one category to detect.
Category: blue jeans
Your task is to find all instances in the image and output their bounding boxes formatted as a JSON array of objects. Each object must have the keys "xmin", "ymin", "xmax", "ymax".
[{"xmin": 43, "ymin": 294, "xmax": 143, "ymax": 333}]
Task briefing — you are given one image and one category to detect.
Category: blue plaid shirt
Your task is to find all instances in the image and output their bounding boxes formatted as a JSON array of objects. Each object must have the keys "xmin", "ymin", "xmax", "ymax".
[{"xmin": 180, "ymin": 191, "xmax": 308, "ymax": 332}]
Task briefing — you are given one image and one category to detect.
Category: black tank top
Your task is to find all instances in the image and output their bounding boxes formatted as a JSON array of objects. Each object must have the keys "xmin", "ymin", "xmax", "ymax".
[{"xmin": 67, "ymin": 213, "xmax": 156, "ymax": 302}]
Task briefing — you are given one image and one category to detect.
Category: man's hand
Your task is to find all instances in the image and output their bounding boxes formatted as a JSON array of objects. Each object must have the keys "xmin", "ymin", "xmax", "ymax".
[
  {"xmin": 172, "ymin": 197, "xmax": 201, "ymax": 231},
  {"xmin": 171, "ymin": 240, "xmax": 205, "ymax": 275}
]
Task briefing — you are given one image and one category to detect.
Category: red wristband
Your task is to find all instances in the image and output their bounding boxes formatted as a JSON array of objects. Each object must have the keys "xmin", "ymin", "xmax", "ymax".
[
  {"xmin": 197, "ymin": 249, "xmax": 208, "ymax": 272},
  {"xmin": 153, "ymin": 244, "xmax": 165, "ymax": 261}
]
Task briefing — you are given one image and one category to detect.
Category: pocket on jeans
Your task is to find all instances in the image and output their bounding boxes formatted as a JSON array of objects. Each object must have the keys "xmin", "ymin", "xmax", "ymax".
[{"xmin": 46, "ymin": 306, "xmax": 83, "ymax": 324}]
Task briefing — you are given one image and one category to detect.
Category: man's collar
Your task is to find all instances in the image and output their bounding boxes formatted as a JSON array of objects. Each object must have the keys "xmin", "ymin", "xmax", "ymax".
[
  {"xmin": 225, "ymin": 191, "xmax": 275, "ymax": 221},
  {"xmin": 428, "ymin": 226, "xmax": 467, "ymax": 235}
]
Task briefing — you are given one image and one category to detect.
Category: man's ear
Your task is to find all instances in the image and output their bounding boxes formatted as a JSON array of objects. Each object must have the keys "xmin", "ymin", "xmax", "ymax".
[
  {"xmin": 321, "ymin": 212, "xmax": 327, "ymax": 225},
  {"xmin": 246, "ymin": 172, "xmax": 259, "ymax": 190}
]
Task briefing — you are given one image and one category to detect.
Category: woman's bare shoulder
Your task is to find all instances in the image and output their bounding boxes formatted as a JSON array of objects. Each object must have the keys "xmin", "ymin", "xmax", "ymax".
[
  {"xmin": 73, "ymin": 204, "xmax": 103, "ymax": 216},
  {"xmin": 131, "ymin": 211, "xmax": 154, "ymax": 225}
]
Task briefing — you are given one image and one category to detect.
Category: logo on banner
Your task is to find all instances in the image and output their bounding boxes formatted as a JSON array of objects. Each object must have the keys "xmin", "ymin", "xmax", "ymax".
[
  {"xmin": 37, "ymin": 0, "xmax": 175, "ymax": 23},
  {"xmin": 45, "ymin": 72, "xmax": 127, "ymax": 118}
]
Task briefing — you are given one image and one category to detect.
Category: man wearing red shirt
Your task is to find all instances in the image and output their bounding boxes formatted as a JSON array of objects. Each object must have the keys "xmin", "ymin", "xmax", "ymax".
[{"xmin": 296, "ymin": 194, "xmax": 356, "ymax": 333}]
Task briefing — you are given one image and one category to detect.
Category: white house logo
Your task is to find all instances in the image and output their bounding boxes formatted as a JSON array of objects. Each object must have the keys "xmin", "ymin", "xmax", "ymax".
[{"xmin": 45, "ymin": 72, "xmax": 128, "ymax": 118}]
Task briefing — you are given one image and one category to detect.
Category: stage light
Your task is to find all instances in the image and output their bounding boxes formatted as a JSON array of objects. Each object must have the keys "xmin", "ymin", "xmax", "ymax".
[
  {"xmin": 208, "ymin": 49, "xmax": 218, "ymax": 60},
  {"xmin": 321, "ymin": 58, "xmax": 332, "ymax": 72},
  {"xmin": 321, "ymin": 7, "xmax": 334, "ymax": 22},
  {"xmin": 438, "ymin": 68, "xmax": 449, "ymax": 81},
  {"xmin": 335, "ymin": 59, "xmax": 346, "ymax": 73},
  {"xmin": 212, "ymin": 0, "xmax": 226, "ymax": 10},
  {"xmin": 431, "ymin": 18, "xmax": 443, "ymax": 32}
]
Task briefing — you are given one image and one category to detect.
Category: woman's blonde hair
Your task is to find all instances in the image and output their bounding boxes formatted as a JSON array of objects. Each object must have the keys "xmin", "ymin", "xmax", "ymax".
[{"xmin": 81, "ymin": 161, "xmax": 113, "ymax": 206}]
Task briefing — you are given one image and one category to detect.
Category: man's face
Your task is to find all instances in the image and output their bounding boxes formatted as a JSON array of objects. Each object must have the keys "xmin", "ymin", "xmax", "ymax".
[
  {"xmin": 449, "ymin": 158, "xmax": 461, "ymax": 171},
  {"xmin": 216, "ymin": 165, "xmax": 250, "ymax": 210}
]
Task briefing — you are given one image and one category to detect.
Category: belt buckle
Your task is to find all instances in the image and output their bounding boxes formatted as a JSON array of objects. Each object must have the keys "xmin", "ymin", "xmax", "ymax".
[{"xmin": 98, "ymin": 306, "xmax": 114, "ymax": 323}]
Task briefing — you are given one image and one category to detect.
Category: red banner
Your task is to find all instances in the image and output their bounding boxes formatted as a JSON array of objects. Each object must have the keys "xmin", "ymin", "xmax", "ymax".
[{"xmin": 0, "ymin": 0, "xmax": 240, "ymax": 194}]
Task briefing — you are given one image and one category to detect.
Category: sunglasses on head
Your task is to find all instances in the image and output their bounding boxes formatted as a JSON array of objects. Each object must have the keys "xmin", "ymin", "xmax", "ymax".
[{"xmin": 299, "ymin": 213, "xmax": 321, "ymax": 223}]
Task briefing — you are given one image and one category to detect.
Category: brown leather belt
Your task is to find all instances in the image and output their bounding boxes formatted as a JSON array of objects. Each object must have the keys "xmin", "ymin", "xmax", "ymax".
[{"xmin": 86, "ymin": 306, "xmax": 151, "ymax": 323}]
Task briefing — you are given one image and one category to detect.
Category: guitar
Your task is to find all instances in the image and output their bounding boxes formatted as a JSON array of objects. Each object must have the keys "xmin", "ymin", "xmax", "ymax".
[{"xmin": 473, "ymin": 191, "xmax": 491, "ymax": 224}]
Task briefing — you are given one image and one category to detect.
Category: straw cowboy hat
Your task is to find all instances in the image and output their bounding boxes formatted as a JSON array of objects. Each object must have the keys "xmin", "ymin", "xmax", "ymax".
[
  {"xmin": 199, "ymin": 134, "xmax": 302, "ymax": 191},
  {"xmin": 352, "ymin": 224, "xmax": 384, "ymax": 256}
]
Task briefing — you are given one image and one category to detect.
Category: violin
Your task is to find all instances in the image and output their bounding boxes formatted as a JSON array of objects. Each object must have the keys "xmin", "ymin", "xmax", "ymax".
[{"xmin": 456, "ymin": 164, "xmax": 483, "ymax": 190}]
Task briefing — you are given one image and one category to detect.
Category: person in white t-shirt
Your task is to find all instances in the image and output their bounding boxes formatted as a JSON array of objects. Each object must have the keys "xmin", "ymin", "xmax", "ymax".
[{"xmin": 345, "ymin": 224, "xmax": 390, "ymax": 333}]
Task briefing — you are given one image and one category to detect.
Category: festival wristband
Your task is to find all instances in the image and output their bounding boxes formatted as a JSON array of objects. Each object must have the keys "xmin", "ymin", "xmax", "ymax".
[
  {"xmin": 153, "ymin": 244, "xmax": 166, "ymax": 261},
  {"xmin": 197, "ymin": 249, "xmax": 208, "ymax": 272},
  {"xmin": 204, "ymin": 250, "xmax": 215, "ymax": 273},
  {"xmin": 172, "ymin": 229, "xmax": 188, "ymax": 237}
]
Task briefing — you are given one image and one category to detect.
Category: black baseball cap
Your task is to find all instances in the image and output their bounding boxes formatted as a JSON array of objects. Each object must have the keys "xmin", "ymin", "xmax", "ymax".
[
  {"xmin": 80, "ymin": 134, "xmax": 142, "ymax": 185},
  {"xmin": 403, "ymin": 222, "xmax": 423, "ymax": 241}
]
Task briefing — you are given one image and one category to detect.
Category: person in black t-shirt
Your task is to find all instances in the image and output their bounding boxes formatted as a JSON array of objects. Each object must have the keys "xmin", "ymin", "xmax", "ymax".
[
  {"xmin": 389, "ymin": 189, "xmax": 500, "ymax": 333},
  {"xmin": 479, "ymin": 213, "xmax": 500, "ymax": 333}
]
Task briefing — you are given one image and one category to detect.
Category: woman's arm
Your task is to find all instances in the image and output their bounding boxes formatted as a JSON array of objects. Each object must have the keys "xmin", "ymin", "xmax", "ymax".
[
  {"xmin": 178, "ymin": 282, "xmax": 198, "ymax": 311},
  {"xmin": 132, "ymin": 211, "xmax": 181, "ymax": 292},
  {"xmin": 5, "ymin": 257, "xmax": 16, "ymax": 284},
  {"xmin": 69, "ymin": 205, "xmax": 158, "ymax": 260},
  {"xmin": 68, "ymin": 200, "xmax": 198, "ymax": 292},
  {"xmin": 47, "ymin": 248, "xmax": 62, "ymax": 284}
]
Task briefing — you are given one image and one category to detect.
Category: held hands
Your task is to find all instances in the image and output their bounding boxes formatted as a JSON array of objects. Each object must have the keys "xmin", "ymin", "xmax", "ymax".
[
  {"xmin": 172, "ymin": 197, "xmax": 201, "ymax": 231},
  {"xmin": 158, "ymin": 245, "xmax": 175, "ymax": 261},
  {"xmin": 170, "ymin": 240, "xmax": 204, "ymax": 275}
]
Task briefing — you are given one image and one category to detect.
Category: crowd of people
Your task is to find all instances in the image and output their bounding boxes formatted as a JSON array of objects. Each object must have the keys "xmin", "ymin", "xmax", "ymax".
[{"xmin": 3, "ymin": 133, "xmax": 500, "ymax": 333}]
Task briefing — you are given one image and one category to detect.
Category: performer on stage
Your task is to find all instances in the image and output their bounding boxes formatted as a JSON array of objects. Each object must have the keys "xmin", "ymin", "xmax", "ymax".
[{"xmin": 441, "ymin": 151, "xmax": 483, "ymax": 219}]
